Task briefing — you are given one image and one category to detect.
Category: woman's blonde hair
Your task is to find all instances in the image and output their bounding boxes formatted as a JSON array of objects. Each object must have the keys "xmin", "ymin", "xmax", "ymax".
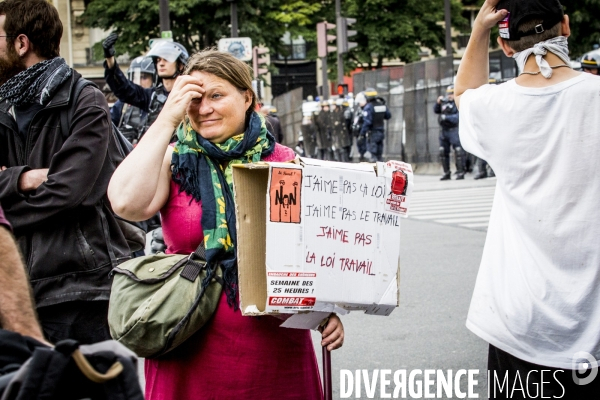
[{"xmin": 184, "ymin": 48, "xmax": 258, "ymax": 123}]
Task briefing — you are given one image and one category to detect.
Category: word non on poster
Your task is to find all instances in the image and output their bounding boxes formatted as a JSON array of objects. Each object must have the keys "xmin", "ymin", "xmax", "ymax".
[{"xmin": 269, "ymin": 167, "xmax": 302, "ymax": 223}]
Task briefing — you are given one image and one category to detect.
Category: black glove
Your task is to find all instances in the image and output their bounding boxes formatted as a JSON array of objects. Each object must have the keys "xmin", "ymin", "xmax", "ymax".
[{"xmin": 102, "ymin": 32, "xmax": 118, "ymax": 59}]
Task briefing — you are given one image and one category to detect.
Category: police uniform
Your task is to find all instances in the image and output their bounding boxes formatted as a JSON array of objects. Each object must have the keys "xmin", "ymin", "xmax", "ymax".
[
  {"xmin": 434, "ymin": 91, "xmax": 465, "ymax": 180},
  {"xmin": 105, "ymin": 59, "xmax": 169, "ymax": 143},
  {"xmin": 300, "ymin": 116, "xmax": 317, "ymax": 158},
  {"xmin": 104, "ymin": 41, "xmax": 188, "ymax": 144},
  {"xmin": 331, "ymin": 104, "xmax": 351, "ymax": 162},
  {"xmin": 352, "ymin": 105, "xmax": 367, "ymax": 160},
  {"xmin": 314, "ymin": 104, "xmax": 333, "ymax": 160},
  {"xmin": 360, "ymin": 97, "xmax": 391, "ymax": 162}
]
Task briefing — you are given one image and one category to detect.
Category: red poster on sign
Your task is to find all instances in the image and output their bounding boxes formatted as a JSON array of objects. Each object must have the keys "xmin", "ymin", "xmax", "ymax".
[{"xmin": 269, "ymin": 168, "xmax": 302, "ymax": 223}]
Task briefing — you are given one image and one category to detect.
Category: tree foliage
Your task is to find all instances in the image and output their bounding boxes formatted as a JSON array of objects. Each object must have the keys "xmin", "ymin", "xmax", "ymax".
[
  {"xmin": 563, "ymin": 0, "xmax": 600, "ymax": 57},
  {"xmin": 82, "ymin": 0, "xmax": 468, "ymax": 76},
  {"xmin": 342, "ymin": 0, "xmax": 466, "ymax": 70},
  {"xmin": 82, "ymin": 0, "xmax": 323, "ymax": 61}
]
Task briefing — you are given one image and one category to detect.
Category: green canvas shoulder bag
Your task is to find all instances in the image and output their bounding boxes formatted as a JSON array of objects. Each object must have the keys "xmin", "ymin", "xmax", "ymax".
[{"xmin": 108, "ymin": 245, "xmax": 223, "ymax": 358}]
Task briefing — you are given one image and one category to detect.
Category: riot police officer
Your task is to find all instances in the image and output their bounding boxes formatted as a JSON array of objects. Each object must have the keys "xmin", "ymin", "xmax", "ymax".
[
  {"xmin": 300, "ymin": 115, "xmax": 317, "ymax": 158},
  {"xmin": 434, "ymin": 85, "xmax": 465, "ymax": 180},
  {"xmin": 331, "ymin": 99, "xmax": 351, "ymax": 162},
  {"xmin": 581, "ymin": 53, "xmax": 600, "ymax": 75},
  {"xmin": 314, "ymin": 101, "xmax": 334, "ymax": 160},
  {"xmin": 352, "ymin": 92, "xmax": 367, "ymax": 161},
  {"xmin": 110, "ymin": 56, "xmax": 156, "ymax": 144},
  {"xmin": 359, "ymin": 88, "xmax": 391, "ymax": 162},
  {"xmin": 103, "ymin": 33, "xmax": 189, "ymax": 143}
]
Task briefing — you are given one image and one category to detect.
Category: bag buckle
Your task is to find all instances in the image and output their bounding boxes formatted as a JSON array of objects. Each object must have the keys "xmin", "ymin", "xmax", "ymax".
[{"xmin": 180, "ymin": 256, "xmax": 206, "ymax": 282}]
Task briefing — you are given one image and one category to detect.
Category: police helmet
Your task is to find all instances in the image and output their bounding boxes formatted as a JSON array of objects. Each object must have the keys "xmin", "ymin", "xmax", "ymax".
[
  {"xmin": 127, "ymin": 56, "xmax": 156, "ymax": 82},
  {"xmin": 364, "ymin": 88, "xmax": 378, "ymax": 101},
  {"xmin": 355, "ymin": 92, "xmax": 367, "ymax": 107},
  {"xmin": 146, "ymin": 40, "xmax": 189, "ymax": 65},
  {"xmin": 446, "ymin": 85, "xmax": 455, "ymax": 94},
  {"xmin": 581, "ymin": 54, "xmax": 600, "ymax": 70}
]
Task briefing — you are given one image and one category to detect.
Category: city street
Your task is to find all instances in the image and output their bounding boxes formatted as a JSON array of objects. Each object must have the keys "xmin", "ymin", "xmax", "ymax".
[
  {"xmin": 308, "ymin": 174, "xmax": 497, "ymax": 399},
  {"xmin": 139, "ymin": 173, "xmax": 498, "ymax": 399}
]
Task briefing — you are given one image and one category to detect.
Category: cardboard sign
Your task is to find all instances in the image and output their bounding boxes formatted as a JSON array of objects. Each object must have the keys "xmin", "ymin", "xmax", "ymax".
[{"xmin": 232, "ymin": 159, "xmax": 413, "ymax": 329}]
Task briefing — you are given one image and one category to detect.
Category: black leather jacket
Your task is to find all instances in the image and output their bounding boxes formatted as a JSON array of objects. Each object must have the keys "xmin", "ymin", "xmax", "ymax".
[{"xmin": 0, "ymin": 72, "xmax": 130, "ymax": 308}]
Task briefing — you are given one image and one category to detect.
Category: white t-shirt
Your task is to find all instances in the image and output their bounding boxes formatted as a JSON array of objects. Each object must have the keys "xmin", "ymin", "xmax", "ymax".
[{"xmin": 460, "ymin": 73, "xmax": 600, "ymax": 369}]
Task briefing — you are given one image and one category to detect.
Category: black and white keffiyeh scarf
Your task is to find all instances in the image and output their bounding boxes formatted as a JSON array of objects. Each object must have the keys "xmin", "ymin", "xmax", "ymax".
[{"xmin": 0, "ymin": 57, "xmax": 72, "ymax": 107}]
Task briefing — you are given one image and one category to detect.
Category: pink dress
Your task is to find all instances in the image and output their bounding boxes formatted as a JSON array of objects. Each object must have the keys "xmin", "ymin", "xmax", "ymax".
[{"xmin": 145, "ymin": 144, "xmax": 323, "ymax": 400}]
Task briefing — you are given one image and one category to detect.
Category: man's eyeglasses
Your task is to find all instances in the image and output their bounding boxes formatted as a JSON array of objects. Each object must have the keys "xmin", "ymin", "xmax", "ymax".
[{"xmin": 0, "ymin": 35, "xmax": 16, "ymax": 38}]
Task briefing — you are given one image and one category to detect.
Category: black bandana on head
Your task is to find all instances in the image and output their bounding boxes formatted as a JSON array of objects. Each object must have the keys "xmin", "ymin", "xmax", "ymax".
[{"xmin": 0, "ymin": 57, "xmax": 72, "ymax": 107}]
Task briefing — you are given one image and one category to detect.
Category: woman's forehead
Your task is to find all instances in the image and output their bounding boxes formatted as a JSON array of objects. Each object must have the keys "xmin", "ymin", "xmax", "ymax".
[{"xmin": 190, "ymin": 70, "xmax": 231, "ymax": 90}]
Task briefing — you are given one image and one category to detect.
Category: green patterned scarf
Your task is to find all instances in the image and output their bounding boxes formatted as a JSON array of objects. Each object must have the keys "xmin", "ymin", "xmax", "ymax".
[{"xmin": 171, "ymin": 111, "xmax": 276, "ymax": 308}]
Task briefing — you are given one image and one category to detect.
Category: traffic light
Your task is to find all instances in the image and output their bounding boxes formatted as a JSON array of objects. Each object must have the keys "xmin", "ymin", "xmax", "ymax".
[
  {"xmin": 337, "ymin": 84, "xmax": 348, "ymax": 96},
  {"xmin": 337, "ymin": 17, "xmax": 357, "ymax": 54},
  {"xmin": 252, "ymin": 46, "xmax": 269, "ymax": 79},
  {"xmin": 317, "ymin": 21, "xmax": 337, "ymax": 58}
]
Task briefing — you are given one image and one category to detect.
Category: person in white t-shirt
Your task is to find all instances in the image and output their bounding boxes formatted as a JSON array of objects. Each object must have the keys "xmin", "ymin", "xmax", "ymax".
[{"xmin": 455, "ymin": 0, "xmax": 600, "ymax": 397}]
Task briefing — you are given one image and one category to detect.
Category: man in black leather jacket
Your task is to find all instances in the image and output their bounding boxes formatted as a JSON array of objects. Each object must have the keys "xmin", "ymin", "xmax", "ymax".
[{"xmin": 0, "ymin": 0, "xmax": 130, "ymax": 344}]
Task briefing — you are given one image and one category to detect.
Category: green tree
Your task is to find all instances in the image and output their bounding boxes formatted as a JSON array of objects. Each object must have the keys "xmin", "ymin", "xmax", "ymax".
[
  {"xmin": 563, "ymin": 0, "xmax": 600, "ymax": 57},
  {"xmin": 341, "ymin": 0, "xmax": 467, "ymax": 71},
  {"xmin": 82, "ymin": 0, "xmax": 323, "ymax": 61}
]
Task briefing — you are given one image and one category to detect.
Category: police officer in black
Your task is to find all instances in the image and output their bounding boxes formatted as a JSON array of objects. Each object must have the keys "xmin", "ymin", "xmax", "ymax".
[
  {"xmin": 352, "ymin": 92, "xmax": 367, "ymax": 162},
  {"xmin": 434, "ymin": 85, "xmax": 465, "ymax": 180},
  {"xmin": 110, "ymin": 56, "xmax": 155, "ymax": 144},
  {"xmin": 103, "ymin": 33, "xmax": 189, "ymax": 143},
  {"xmin": 359, "ymin": 88, "xmax": 391, "ymax": 162},
  {"xmin": 314, "ymin": 101, "xmax": 334, "ymax": 160}
]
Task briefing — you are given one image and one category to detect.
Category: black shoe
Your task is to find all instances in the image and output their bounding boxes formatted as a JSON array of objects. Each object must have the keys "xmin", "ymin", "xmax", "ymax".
[
  {"xmin": 440, "ymin": 172, "xmax": 451, "ymax": 181},
  {"xmin": 456, "ymin": 172, "xmax": 465, "ymax": 180},
  {"xmin": 474, "ymin": 172, "xmax": 487, "ymax": 180}
]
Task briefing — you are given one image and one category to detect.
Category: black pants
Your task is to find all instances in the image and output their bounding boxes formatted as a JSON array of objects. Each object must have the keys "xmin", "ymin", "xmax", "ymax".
[
  {"xmin": 488, "ymin": 344, "xmax": 600, "ymax": 399},
  {"xmin": 37, "ymin": 300, "xmax": 111, "ymax": 345},
  {"xmin": 439, "ymin": 127, "xmax": 462, "ymax": 155}
]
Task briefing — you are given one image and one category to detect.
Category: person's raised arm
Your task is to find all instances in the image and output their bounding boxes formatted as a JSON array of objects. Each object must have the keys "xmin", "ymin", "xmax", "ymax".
[
  {"xmin": 108, "ymin": 75, "xmax": 205, "ymax": 221},
  {"xmin": 455, "ymin": 0, "xmax": 508, "ymax": 108},
  {"xmin": 103, "ymin": 32, "xmax": 153, "ymax": 111}
]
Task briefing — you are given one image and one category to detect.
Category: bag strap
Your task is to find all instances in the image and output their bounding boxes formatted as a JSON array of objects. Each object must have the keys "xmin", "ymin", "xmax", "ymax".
[
  {"xmin": 179, "ymin": 244, "xmax": 209, "ymax": 282},
  {"xmin": 59, "ymin": 78, "xmax": 95, "ymax": 140}
]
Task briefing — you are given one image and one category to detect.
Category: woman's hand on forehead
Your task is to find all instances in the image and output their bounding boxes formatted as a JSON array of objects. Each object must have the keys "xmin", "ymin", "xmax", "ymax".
[{"xmin": 160, "ymin": 75, "xmax": 206, "ymax": 127}]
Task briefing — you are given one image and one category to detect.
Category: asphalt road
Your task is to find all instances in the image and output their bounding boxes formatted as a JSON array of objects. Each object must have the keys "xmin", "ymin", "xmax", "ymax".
[{"xmin": 307, "ymin": 174, "xmax": 496, "ymax": 399}]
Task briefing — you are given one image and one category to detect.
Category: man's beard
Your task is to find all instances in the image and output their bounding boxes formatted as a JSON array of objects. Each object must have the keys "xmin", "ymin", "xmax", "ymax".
[{"xmin": 0, "ymin": 46, "xmax": 26, "ymax": 86}]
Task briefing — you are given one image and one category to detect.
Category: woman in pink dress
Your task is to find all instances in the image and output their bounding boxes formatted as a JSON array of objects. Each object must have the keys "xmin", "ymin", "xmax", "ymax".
[{"xmin": 108, "ymin": 49, "xmax": 344, "ymax": 399}]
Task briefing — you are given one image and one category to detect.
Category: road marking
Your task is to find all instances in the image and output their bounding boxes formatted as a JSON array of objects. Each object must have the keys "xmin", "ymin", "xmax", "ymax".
[{"xmin": 409, "ymin": 186, "xmax": 495, "ymax": 230}]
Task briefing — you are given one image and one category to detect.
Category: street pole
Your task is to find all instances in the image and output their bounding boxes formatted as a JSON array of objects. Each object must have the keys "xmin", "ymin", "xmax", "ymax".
[
  {"xmin": 444, "ymin": 0, "xmax": 452, "ymax": 57},
  {"xmin": 336, "ymin": 0, "xmax": 344, "ymax": 85},
  {"xmin": 230, "ymin": 1, "xmax": 238, "ymax": 38},
  {"xmin": 159, "ymin": 0, "xmax": 170, "ymax": 33},
  {"xmin": 321, "ymin": 57, "xmax": 329, "ymax": 99}
]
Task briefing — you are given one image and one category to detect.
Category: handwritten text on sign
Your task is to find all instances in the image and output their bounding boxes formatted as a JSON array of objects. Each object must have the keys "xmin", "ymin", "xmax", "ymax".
[{"xmin": 301, "ymin": 165, "xmax": 399, "ymax": 279}]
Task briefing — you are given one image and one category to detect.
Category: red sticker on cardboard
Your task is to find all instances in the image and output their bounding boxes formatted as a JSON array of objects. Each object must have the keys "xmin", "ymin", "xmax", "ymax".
[
  {"xmin": 269, "ymin": 167, "xmax": 302, "ymax": 223},
  {"xmin": 268, "ymin": 297, "xmax": 316, "ymax": 306}
]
